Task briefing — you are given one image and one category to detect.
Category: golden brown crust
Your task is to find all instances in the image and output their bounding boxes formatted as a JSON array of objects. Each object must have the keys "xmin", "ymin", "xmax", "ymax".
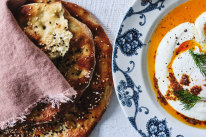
[
  {"xmin": 62, "ymin": 2, "xmax": 113, "ymax": 136},
  {"xmin": 0, "ymin": 1, "xmax": 113, "ymax": 137},
  {"xmin": 57, "ymin": 11, "xmax": 95, "ymax": 94}
]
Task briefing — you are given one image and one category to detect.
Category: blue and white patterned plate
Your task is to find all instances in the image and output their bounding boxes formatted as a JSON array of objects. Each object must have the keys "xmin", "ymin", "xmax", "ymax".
[{"xmin": 112, "ymin": 0, "xmax": 206, "ymax": 136}]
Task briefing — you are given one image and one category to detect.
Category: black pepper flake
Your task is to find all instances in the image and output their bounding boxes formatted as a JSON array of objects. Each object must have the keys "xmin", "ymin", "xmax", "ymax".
[
  {"xmin": 49, "ymin": 21, "xmax": 52, "ymax": 24},
  {"xmin": 184, "ymin": 29, "xmax": 188, "ymax": 32},
  {"xmin": 43, "ymin": 26, "xmax": 46, "ymax": 30}
]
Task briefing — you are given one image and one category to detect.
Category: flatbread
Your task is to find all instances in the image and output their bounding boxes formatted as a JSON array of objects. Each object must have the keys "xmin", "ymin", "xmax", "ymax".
[
  {"xmin": 16, "ymin": 2, "xmax": 96, "ymax": 125},
  {"xmin": 17, "ymin": 2, "xmax": 95, "ymax": 95},
  {"xmin": 0, "ymin": 1, "xmax": 113, "ymax": 137}
]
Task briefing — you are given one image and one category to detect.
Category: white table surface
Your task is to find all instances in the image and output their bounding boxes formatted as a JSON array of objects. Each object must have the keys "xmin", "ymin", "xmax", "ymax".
[{"xmin": 67, "ymin": 0, "xmax": 140, "ymax": 136}]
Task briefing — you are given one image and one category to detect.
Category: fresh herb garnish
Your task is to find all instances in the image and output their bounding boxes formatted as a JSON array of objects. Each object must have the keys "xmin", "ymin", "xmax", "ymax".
[
  {"xmin": 173, "ymin": 90, "xmax": 202, "ymax": 110},
  {"xmin": 189, "ymin": 49, "xmax": 206, "ymax": 77}
]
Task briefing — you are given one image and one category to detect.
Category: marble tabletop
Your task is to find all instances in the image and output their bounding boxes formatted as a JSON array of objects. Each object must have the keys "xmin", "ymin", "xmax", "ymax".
[{"xmin": 67, "ymin": 0, "xmax": 140, "ymax": 136}]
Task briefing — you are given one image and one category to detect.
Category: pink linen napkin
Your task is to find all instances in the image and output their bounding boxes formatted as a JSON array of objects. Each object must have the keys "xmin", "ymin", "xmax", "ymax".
[{"xmin": 0, "ymin": 0, "xmax": 77, "ymax": 130}]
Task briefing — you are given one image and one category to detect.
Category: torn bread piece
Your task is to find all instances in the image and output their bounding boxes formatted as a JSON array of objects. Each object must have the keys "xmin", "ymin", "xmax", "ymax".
[
  {"xmin": 18, "ymin": 2, "xmax": 95, "ymax": 95},
  {"xmin": 18, "ymin": 2, "xmax": 73, "ymax": 59}
]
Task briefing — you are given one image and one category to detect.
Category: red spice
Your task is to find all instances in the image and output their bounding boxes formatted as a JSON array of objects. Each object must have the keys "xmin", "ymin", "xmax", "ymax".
[
  {"xmin": 153, "ymin": 76, "xmax": 168, "ymax": 105},
  {"xmin": 177, "ymin": 112, "xmax": 202, "ymax": 125},
  {"xmin": 169, "ymin": 73, "xmax": 183, "ymax": 91},
  {"xmin": 165, "ymin": 90, "xmax": 177, "ymax": 101},
  {"xmin": 204, "ymin": 23, "xmax": 206, "ymax": 37},
  {"xmin": 180, "ymin": 74, "xmax": 190, "ymax": 86},
  {"xmin": 190, "ymin": 86, "xmax": 202, "ymax": 95}
]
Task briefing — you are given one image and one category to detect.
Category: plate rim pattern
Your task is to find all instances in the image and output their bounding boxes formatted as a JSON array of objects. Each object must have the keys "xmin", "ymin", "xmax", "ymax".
[{"xmin": 112, "ymin": 0, "xmax": 184, "ymax": 136}]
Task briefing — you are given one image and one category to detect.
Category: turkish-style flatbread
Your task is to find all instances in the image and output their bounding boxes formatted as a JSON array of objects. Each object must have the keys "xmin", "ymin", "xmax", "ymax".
[{"xmin": 1, "ymin": 1, "xmax": 113, "ymax": 137}]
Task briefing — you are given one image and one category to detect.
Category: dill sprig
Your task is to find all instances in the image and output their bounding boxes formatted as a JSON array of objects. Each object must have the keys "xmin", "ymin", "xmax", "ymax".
[
  {"xmin": 173, "ymin": 90, "xmax": 202, "ymax": 110},
  {"xmin": 189, "ymin": 49, "xmax": 206, "ymax": 77}
]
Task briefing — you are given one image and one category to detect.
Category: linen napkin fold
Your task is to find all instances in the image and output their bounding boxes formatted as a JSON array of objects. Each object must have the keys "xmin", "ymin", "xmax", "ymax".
[{"xmin": 0, "ymin": 0, "xmax": 77, "ymax": 129}]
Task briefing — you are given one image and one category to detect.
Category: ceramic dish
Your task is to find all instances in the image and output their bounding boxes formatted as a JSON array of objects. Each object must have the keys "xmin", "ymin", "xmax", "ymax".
[{"xmin": 112, "ymin": 0, "xmax": 206, "ymax": 136}]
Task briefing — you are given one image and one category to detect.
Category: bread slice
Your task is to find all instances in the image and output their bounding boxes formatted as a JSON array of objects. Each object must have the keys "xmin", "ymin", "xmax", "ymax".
[
  {"xmin": 17, "ymin": 2, "xmax": 95, "ymax": 95},
  {"xmin": 18, "ymin": 2, "xmax": 73, "ymax": 59},
  {"xmin": 0, "ymin": 1, "xmax": 113, "ymax": 137}
]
